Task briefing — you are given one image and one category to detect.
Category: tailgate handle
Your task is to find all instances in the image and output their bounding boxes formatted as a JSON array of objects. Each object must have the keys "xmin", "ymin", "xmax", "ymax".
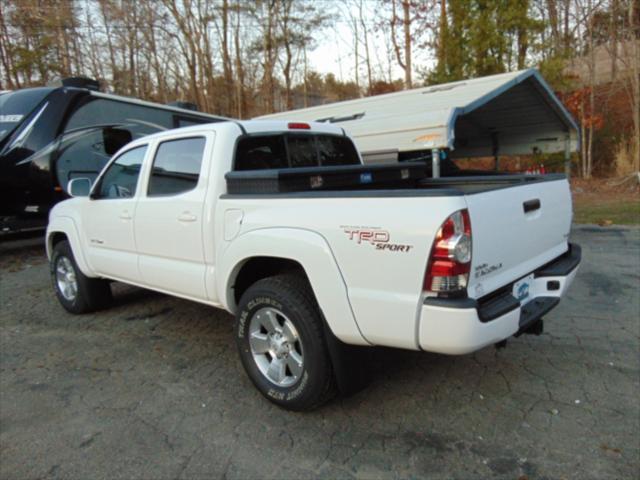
[{"xmin": 523, "ymin": 199, "xmax": 541, "ymax": 213}]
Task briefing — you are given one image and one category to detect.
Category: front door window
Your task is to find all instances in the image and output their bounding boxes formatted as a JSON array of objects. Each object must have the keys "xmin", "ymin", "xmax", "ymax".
[{"xmin": 94, "ymin": 145, "xmax": 147, "ymax": 199}]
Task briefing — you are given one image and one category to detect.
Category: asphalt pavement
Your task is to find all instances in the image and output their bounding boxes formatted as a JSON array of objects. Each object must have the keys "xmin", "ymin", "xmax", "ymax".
[{"xmin": 0, "ymin": 225, "xmax": 638, "ymax": 479}]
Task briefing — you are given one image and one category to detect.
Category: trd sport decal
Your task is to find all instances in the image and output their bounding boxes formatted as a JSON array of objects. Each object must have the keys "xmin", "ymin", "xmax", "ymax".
[{"xmin": 342, "ymin": 226, "xmax": 413, "ymax": 253}]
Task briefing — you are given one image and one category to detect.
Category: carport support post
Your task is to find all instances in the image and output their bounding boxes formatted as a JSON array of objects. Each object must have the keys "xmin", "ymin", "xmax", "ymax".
[
  {"xmin": 431, "ymin": 148, "xmax": 440, "ymax": 178},
  {"xmin": 564, "ymin": 135, "xmax": 571, "ymax": 178},
  {"xmin": 492, "ymin": 132, "xmax": 500, "ymax": 171}
]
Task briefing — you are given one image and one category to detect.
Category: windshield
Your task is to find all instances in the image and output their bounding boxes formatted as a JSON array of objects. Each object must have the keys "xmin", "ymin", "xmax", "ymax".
[{"xmin": 0, "ymin": 87, "xmax": 53, "ymax": 143}]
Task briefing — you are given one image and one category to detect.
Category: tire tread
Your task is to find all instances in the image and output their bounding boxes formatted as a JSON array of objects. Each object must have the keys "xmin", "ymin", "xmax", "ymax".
[
  {"xmin": 51, "ymin": 240, "xmax": 112, "ymax": 314},
  {"xmin": 237, "ymin": 273, "xmax": 336, "ymax": 410}
]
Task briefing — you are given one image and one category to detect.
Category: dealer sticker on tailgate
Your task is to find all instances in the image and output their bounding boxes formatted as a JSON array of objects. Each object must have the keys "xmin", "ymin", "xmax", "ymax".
[{"xmin": 513, "ymin": 274, "xmax": 534, "ymax": 305}]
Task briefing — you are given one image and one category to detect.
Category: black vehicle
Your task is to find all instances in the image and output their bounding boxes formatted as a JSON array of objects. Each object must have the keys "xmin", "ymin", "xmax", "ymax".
[{"xmin": 0, "ymin": 78, "xmax": 226, "ymax": 234}]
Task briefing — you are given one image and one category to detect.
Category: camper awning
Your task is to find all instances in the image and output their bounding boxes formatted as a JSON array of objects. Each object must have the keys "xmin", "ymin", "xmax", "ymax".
[{"xmin": 258, "ymin": 69, "xmax": 579, "ymax": 160}]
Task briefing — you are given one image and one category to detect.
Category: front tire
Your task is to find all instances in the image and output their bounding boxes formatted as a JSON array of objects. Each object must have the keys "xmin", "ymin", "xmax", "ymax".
[
  {"xmin": 235, "ymin": 274, "xmax": 336, "ymax": 411},
  {"xmin": 50, "ymin": 240, "xmax": 112, "ymax": 314}
]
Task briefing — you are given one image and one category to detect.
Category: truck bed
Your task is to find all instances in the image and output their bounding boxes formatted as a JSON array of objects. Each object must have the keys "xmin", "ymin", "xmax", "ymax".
[
  {"xmin": 417, "ymin": 173, "xmax": 566, "ymax": 194},
  {"xmin": 225, "ymin": 161, "xmax": 564, "ymax": 197}
]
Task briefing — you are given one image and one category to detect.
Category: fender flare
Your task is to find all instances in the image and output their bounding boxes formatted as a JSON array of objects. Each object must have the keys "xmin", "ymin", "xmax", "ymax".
[
  {"xmin": 46, "ymin": 216, "xmax": 93, "ymax": 277},
  {"xmin": 218, "ymin": 227, "xmax": 369, "ymax": 346}
]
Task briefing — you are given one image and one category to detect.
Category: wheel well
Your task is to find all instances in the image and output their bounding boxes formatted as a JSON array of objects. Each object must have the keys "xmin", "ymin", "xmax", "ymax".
[
  {"xmin": 232, "ymin": 257, "xmax": 307, "ymax": 305},
  {"xmin": 50, "ymin": 232, "xmax": 68, "ymax": 250}
]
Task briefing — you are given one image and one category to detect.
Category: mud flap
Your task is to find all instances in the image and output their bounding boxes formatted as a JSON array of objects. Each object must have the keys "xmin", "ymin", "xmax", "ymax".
[{"xmin": 323, "ymin": 321, "xmax": 373, "ymax": 397}]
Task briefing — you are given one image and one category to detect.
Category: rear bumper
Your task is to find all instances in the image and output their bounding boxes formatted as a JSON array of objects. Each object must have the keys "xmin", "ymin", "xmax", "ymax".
[{"xmin": 418, "ymin": 243, "xmax": 581, "ymax": 354}]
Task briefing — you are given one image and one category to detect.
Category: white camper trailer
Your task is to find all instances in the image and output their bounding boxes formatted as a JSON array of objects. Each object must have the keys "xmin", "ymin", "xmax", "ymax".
[{"xmin": 257, "ymin": 69, "xmax": 579, "ymax": 174}]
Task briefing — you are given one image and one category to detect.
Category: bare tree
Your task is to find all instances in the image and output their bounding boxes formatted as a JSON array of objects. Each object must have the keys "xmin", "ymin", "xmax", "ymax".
[
  {"xmin": 618, "ymin": 0, "xmax": 639, "ymax": 171},
  {"xmin": 358, "ymin": 0, "xmax": 373, "ymax": 93},
  {"xmin": 233, "ymin": 0, "xmax": 248, "ymax": 118},
  {"xmin": 0, "ymin": 0, "xmax": 19, "ymax": 88},
  {"xmin": 389, "ymin": 0, "xmax": 413, "ymax": 88},
  {"xmin": 278, "ymin": 0, "xmax": 296, "ymax": 109},
  {"xmin": 254, "ymin": 0, "xmax": 280, "ymax": 113}
]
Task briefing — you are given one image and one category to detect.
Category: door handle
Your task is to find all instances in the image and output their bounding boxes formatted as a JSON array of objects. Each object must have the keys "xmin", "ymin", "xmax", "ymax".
[
  {"xmin": 523, "ymin": 199, "xmax": 541, "ymax": 213},
  {"xmin": 178, "ymin": 212, "xmax": 197, "ymax": 223},
  {"xmin": 119, "ymin": 210, "xmax": 132, "ymax": 220}
]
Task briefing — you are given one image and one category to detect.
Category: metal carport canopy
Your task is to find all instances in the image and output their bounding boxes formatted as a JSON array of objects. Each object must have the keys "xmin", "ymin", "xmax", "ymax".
[{"xmin": 257, "ymin": 69, "xmax": 579, "ymax": 160}]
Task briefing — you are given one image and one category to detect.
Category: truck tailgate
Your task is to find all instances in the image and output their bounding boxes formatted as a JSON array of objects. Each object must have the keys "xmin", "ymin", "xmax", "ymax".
[{"xmin": 465, "ymin": 178, "xmax": 572, "ymax": 299}]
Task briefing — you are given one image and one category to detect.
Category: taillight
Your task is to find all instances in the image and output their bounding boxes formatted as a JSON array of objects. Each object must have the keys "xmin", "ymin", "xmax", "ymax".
[{"xmin": 424, "ymin": 209, "xmax": 472, "ymax": 294}]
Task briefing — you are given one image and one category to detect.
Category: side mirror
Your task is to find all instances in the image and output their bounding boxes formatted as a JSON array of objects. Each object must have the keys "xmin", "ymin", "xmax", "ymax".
[{"xmin": 67, "ymin": 178, "xmax": 92, "ymax": 197}]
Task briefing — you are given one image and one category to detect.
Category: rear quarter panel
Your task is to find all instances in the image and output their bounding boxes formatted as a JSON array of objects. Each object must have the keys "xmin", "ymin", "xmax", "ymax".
[{"xmin": 218, "ymin": 194, "xmax": 467, "ymax": 349}]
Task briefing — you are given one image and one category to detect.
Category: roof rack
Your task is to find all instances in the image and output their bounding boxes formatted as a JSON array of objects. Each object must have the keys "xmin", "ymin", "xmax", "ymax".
[{"xmin": 48, "ymin": 77, "xmax": 101, "ymax": 91}]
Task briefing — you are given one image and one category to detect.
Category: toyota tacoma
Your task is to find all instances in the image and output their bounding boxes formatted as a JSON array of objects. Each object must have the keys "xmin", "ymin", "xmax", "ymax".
[{"xmin": 46, "ymin": 120, "xmax": 581, "ymax": 410}]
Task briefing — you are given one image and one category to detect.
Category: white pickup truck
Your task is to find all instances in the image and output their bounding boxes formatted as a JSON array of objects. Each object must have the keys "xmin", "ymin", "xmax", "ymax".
[{"xmin": 46, "ymin": 120, "xmax": 581, "ymax": 410}]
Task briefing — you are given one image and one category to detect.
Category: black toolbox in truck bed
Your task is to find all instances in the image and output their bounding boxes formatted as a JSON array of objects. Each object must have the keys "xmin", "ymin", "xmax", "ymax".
[{"xmin": 225, "ymin": 162, "xmax": 427, "ymax": 194}]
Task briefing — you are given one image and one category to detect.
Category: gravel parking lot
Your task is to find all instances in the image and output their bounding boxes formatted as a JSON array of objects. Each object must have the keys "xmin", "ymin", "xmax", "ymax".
[{"xmin": 0, "ymin": 226, "xmax": 638, "ymax": 480}]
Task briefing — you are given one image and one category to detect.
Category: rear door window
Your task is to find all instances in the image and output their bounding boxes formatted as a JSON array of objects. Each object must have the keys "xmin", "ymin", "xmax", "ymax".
[{"xmin": 147, "ymin": 137, "xmax": 206, "ymax": 196}]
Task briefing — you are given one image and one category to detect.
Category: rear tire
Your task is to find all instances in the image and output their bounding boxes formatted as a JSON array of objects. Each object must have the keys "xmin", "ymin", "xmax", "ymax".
[
  {"xmin": 235, "ymin": 274, "xmax": 336, "ymax": 411},
  {"xmin": 50, "ymin": 240, "xmax": 112, "ymax": 314}
]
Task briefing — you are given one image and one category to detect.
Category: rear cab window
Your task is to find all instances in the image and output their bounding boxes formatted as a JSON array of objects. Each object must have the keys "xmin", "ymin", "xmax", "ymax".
[{"xmin": 234, "ymin": 133, "xmax": 359, "ymax": 171}]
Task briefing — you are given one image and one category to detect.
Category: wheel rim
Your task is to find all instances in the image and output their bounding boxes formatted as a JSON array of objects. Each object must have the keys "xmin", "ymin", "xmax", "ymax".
[
  {"xmin": 55, "ymin": 256, "xmax": 78, "ymax": 302},
  {"xmin": 248, "ymin": 307, "xmax": 304, "ymax": 387}
]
